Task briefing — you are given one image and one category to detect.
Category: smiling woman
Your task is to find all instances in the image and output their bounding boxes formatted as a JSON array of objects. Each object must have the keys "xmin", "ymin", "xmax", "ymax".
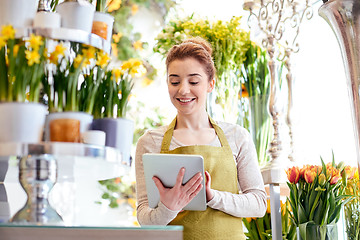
[{"xmin": 135, "ymin": 37, "xmax": 266, "ymax": 240}]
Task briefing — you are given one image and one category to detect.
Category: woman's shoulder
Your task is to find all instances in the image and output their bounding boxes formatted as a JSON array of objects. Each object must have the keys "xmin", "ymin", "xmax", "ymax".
[
  {"xmin": 137, "ymin": 125, "xmax": 168, "ymax": 145},
  {"xmin": 216, "ymin": 121, "xmax": 251, "ymax": 139}
]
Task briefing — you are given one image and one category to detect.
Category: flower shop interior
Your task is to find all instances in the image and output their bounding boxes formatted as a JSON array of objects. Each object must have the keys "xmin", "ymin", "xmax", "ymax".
[{"xmin": 0, "ymin": 0, "xmax": 359, "ymax": 239}]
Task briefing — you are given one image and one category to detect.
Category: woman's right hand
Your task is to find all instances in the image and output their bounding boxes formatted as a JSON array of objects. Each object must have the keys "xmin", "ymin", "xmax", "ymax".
[{"xmin": 152, "ymin": 167, "xmax": 203, "ymax": 211}]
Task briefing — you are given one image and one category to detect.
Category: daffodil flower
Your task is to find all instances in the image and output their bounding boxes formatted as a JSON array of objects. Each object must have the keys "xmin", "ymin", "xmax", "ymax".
[
  {"xmin": 1, "ymin": 25, "xmax": 15, "ymax": 40},
  {"xmin": 25, "ymin": 50, "xmax": 41, "ymax": 66},
  {"xmin": 27, "ymin": 34, "xmax": 43, "ymax": 51},
  {"xmin": 107, "ymin": 0, "xmax": 121, "ymax": 12}
]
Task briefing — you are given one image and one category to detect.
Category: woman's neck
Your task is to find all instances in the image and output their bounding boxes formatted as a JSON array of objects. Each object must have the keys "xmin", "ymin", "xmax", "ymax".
[{"xmin": 175, "ymin": 110, "xmax": 211, "ymax": 130}]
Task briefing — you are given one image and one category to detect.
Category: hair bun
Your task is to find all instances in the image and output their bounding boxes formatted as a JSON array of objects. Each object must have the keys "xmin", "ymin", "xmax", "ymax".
[{"xmin": 183, "ymin": 37, "xmax": 213, "ymax": 56}]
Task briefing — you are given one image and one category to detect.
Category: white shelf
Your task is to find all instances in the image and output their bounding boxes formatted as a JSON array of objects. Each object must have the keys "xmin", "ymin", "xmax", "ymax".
[
  {"xmin": 15, "ymin": 27, "xmax": 111, "ymax": 53},
  {"xmin": 0, "ymin": 142, "xmax": 129, "ymax": 182}
]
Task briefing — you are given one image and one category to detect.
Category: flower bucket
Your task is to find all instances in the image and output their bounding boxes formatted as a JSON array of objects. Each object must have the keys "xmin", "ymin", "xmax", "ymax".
[
  {"xmin": 296, "ymin": 224, "xmax": 338, "ymax": 240},
  {"xmin": 0, "ymin": 0, "xmax": 38, "ymax": 28},
  {"xmin": 91, "ymin": 118, "xmax": 134, "ymax": 165},
  {"xmin": 92, "ymin": 12, "xmax": 114, "ymax": 43},
  {"xmin": 44, "ymin": 112, "xmax": 93, "ymax": 142},
  {"xmin": 56, "ymin": 0, "xmax": 95, "ymax": 33},
  {"xmin": 0, "ymin": 102, "xmax": 47, "ymax": 143}
]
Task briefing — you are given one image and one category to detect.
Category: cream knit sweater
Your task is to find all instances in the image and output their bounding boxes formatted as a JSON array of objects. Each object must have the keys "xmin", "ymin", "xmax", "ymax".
[{"xmin": 135, "ymin": 121, "xmax": 267, "ymax": 226}]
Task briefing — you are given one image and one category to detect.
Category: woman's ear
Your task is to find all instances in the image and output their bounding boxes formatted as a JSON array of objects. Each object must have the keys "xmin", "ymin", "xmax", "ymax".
[{"xmin": 207, "ymin": 78, "xmax": 215, "ymax": 93}]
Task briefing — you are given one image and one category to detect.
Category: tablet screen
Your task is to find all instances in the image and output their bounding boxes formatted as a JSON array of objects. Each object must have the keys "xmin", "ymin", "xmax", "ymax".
[{"xmin": 142, "ymin": 153, "xmax": 207, "ymax": 211}]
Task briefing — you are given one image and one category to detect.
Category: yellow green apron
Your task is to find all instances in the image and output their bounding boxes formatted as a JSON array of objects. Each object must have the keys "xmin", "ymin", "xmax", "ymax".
[{"xmin": 160, "ymin": 116, "xmax": 245, "ymax": 240}]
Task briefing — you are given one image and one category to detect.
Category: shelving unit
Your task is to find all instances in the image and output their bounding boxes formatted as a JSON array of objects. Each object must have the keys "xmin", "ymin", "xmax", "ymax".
[{"xmin": 15, "ymin": 27, "xmax": 111, "ymax": 53}]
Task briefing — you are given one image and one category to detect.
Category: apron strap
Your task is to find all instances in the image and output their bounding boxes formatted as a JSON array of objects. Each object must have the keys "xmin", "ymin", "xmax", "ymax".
[{"xmin": 160, "ymin": 115, "xmax": 231, "ymax": 152}]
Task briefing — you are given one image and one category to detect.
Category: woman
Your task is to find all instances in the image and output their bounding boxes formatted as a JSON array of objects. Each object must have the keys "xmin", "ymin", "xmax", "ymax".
[{"xmin": 135, "ymin": 37, "xmax": 266, "ymax": 239}]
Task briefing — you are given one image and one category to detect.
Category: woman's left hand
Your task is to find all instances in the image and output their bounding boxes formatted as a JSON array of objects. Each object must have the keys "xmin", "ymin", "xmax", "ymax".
[{"xmin": 205, "ymin": 171, "xmax": 214, "ymax": 202}]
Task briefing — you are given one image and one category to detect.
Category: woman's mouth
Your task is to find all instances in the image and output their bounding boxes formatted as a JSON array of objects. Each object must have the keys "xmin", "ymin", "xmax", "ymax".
[{"xmin": 177, "ymin": 98, "xmax": 195, "ymax": 104}]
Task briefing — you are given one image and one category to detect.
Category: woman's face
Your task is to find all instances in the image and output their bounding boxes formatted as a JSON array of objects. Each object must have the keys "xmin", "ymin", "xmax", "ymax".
[{"xmin": 167, "ymin": 58, "xmax": 214, "ymax": 116}]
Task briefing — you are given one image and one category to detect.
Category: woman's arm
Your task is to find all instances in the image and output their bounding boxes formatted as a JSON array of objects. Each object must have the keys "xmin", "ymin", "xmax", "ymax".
[
  {"xmin": 206, "ymin": 125, "xmax": 267, "ymax": 218},
  {"xmin": 135, "ymin": 131, "xmax": 179, "ymax": 225}
]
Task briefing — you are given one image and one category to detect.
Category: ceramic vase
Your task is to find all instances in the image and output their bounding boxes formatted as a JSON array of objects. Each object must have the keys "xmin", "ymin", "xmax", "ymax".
[
  {"xmin": 44, "ymin": 112, "xmax": 93, "ymax": 142},
  {"xmin": 56, "ymin": 0, "xmax": 95, "ymax": 33},
  {"xmin": 91, "ymin": 118, "xmax": 134, "ymax": 165},
  {"xmin": 0, "ymin": 0, "xmax": 38, "ymax": 28},
  {"xmin": 92, "ymin": 12, "xmax": 114, "ymax": 43},
  {"xmin": 0, "ymin": 102, "xmax": 47, "ymax": 143}
]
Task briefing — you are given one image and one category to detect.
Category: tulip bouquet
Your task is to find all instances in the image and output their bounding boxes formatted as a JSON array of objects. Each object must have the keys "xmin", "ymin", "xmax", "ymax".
[{"xmin": 286, "ymin": 157, "xmax": 353, "ymax": 240}]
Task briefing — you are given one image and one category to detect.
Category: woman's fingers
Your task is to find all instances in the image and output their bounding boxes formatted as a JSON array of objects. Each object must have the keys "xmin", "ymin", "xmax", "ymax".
[
  {"xmin": 174, "ymin": 167, "xmax": 185, "ymax": 188},
  {"xmin": 152, "ymin": 176, "xmax": 165, "ymax": 193},
  {"xmin": 183, "ymin": 172, "xmax": 203, "ymax": 193}
]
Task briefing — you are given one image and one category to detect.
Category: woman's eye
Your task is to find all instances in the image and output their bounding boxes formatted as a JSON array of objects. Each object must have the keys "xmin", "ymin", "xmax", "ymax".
[
  {"xmin": 190, "ymin": 82, "xmax": 199, "ymax": 85},
  {"xmin": 170, "ymin": 82, "xmax": 180, "ymax": 86}
]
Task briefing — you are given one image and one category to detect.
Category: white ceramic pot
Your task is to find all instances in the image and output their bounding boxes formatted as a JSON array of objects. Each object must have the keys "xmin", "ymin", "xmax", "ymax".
[
  {"xmin": 34, "ymin": 12, "xmax": 61, "ymax": 29},
  {"xmin": 0, "ymin": 0, "xmax": 38, "ymax": 28},
  {"xmin": 92, "ymin": 12, "xmax": 114, "ymax": 43},
  {"xmin": 56, "ymin": 0, "xmax": 95, "ymax": 33},
  {"xmin": 0, "ymin": 102, "xmax": 47, "ymax": 143},
  {"xmin": 44, "ymin": 112, "xmax": 93, "ymax": 141}
]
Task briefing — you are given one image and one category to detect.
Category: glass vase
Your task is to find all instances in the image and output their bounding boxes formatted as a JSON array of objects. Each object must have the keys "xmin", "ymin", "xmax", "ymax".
[
  {"xmin": 242, "ymin": 95, "xmax": 273, "ymax": 167},
  {"xmin": 296, "ymin": 224, "xmax": 338, "ymax": 240}
]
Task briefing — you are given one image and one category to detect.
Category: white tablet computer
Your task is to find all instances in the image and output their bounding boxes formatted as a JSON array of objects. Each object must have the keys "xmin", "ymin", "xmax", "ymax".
[{"xmin": 142, "ymin": 153, "xmax": 207, "ymax": 211}]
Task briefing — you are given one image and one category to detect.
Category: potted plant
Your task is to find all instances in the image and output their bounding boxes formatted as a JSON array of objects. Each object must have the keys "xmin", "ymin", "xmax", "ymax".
[
  {"xmin": 0, "ymin": 0, "xmax": 38, "ymax": 29},
  {"xmin": 42, "ymin": 43, "xmax": 110, "ymax": 142},
  {"xmin": 91, "ymin": 58, "xmax": 146, "ymax": 165},
  {"xmin": 286, "ymin": 156, "xmax": 353, "ymax": 240},
  {"xmin": 56, "ymin": 0, "xmax": 95, "ymax": 33},
  {"xmin": 91, "ymin": 0, "xmax": 115, "ymax": 44},
  {"xmin": 0, "ymin": 25, "xmax": 47, "ymax": 143}
]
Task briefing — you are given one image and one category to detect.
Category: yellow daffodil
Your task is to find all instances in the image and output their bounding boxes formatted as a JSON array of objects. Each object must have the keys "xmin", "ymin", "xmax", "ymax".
[
  {"xmin": 54, "ymin": 43, "xmax": 67, "ymax": 56},
  {"xmin": 131, "ymin": 4, "xmax": 139, "ymax": 15},
  {"xmin": 96, "ymin": 51, "xmax": 111, "ymax": 68},
  {"xmin": 74, "ymin": 54, "xmax": 84, "ymax": 68},
  {"xmin": 112, "ymin": 32, "xmax": 123, "ymax": 43},
  {"xmin": 25, "ymin": 50, "xmax": 41, "ymax": 66},
  {"xmin": 82, "ymin": 47, "xmax": 96, "ymax": 61},
  {"xmin": 121, "ymin": 61, "xmax": 132, "ymax": 71},
  {"xmin": 112, "ymin": 68, "xmax": 122, "ymax": 83},
  {"xmin": 133, "ymin": 40, "xmax": 143, "ymax": 50},
  {"xmin": 13, "ymin": 44, "xmax": 20, "ymax": 57},
  {"xmin": 48, "ymin": 43, "xmax": 67, "ymax": 64},
  {"xmin": 1, "ymin": 25, "xmax": 15, "ymax": 40},
  {"xmin": 107, "ymin": 0, "xmax": 121, "ymax": 12},
  {"xmin": 0, "ymin": 36, "xmax": 6, "ymax": 49},
  {"xmin": 27, "ymin": 34, "xmax": 43, "ymax": 51},
  {"xmin": 111, "ymin": 43, "xmax": 118, "ymax": 57}
]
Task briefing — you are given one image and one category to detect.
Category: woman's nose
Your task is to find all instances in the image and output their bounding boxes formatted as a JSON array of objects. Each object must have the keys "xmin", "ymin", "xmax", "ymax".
[{"xmin": 179, "ymin": 82, "xmax": 190, "ymax": 94}]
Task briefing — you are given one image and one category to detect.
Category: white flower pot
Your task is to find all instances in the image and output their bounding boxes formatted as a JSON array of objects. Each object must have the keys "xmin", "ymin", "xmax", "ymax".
[
  {"xmin": 56, "ymin": 0, "xmax": 95, "ymax": 33},
  {"xmin": 92, "ymin": 12, "xmax": 114, "ymax": 43},
  {"xmin": 0, "ymin": 0, "xmax": 38, "ymax": 28},
  {"xmin": 0, "ymin": 102, "xmax": 47, "ymax": 143},
  {"xmin": 44, "ymin": 112, "xmax": 93, "ymax": 141},
  {"xmin": 34, "ymin": 12, "xmax": 61, "ymax": 29}
]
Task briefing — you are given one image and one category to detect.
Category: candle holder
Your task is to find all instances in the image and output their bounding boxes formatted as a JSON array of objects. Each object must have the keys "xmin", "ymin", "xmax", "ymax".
[{"xmin": 244, "ymin": 0, "xmax": 314, "ymax": 166}]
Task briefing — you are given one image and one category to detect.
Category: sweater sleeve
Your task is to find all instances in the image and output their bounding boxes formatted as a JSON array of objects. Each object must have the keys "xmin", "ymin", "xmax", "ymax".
[
  {"xmin": 206, "ymin": 125, "xmax": 267, "ymax": 218},
  {"xmin": 135, "ymin": 131, "xmax": 180, "ymax": 225}
]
